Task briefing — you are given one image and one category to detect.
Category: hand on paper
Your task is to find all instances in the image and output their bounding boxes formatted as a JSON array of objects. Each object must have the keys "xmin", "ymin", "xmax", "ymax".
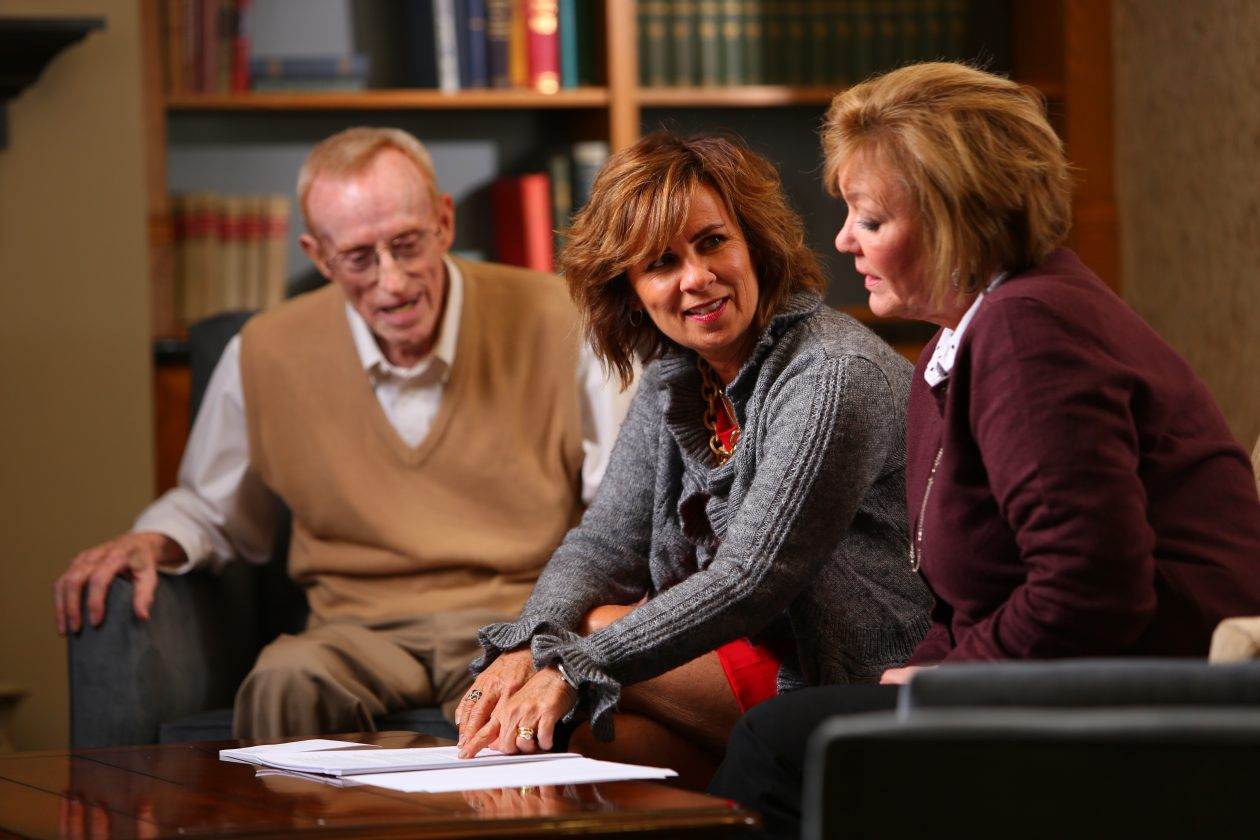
[
  {"xmin": 54, "ymin": 531, "xmax": 186, "ymax": 635},
  {"xmin": 456, "ymin": 648, "xmax": 536, "ymax": 754},
  {"xmin": 459, "ymin": 666, "xmax": 576, "ymax": 759}
]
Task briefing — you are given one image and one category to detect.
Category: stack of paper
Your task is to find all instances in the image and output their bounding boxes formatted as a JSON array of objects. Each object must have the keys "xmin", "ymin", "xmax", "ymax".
[{"xmin": 219, "ymin": 739, "xmax": 676, "ymax": 793}]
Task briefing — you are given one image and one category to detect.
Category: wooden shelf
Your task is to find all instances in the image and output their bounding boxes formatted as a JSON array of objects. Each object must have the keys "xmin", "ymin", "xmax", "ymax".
[
  {"xmin": 166, "ymin": 87, "xmax": 610, "ymax": 111},
  {"xmin": 637, "ymin": 85, "xmax": 838, "ymax": 108},
  {"xmin": 638, "ymin": 78, "xmax": 1064, "ymax": 109}
]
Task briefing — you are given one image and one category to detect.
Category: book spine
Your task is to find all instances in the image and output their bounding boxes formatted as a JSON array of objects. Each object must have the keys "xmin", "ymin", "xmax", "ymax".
[
  {"xmin": 570, "ymin": 140, "xmax": 608, "ymax": 210},
  {"xmin": 782, "ymin": 0, "xmax": 805, "ymax": 86},
  {"xmin": 181, "ymin": 0, "xmax": 198, "ymax": 92},
  {"xmin": 491, "ymin": 173, "xmax": 554, "ymax": 271},
  {"xmin": 743, "ymin": 0, "xmax": 764, "ymax": 85},
  {"xmin": 509, "ymin": 0, "xmax": 528, "ymax": 87},
  {"xmin": 466, "ymin": 0, "xmax": 489, "ymax": 88},
  {"xmin": 262, "ymin": 195, "xmax": 291, "ymax": 309},
  {"xmin": 163, "ymin": 0, "xmax": 183, "ymax": 93},
  {"xmin": 807, "ymin": 0, "xmax": 827, "ymax": 85},
  {"xmin": 217, "ymin": 0, "xmax": 234, "ymax": 92},
  {"xmin": 405, "ymin": 0, "xmax": 439, "ymax": 88},
  {"xmin": 943, "ymin": 0, "xmax": 965, "ymax": 59},
  {"xmin": 548, "ymin": 151, "xmax": 573, "ymax": 257},
  {"xmin": 762, "ymin": 0, "xmax": 784, "ymax": 83},
  {"xmin": 559, "ymin": 0, "xmax": 578, "ymax": 88},
  {"xmin": 697, "ymin": 0, "xmax": 721, "ymax": 86},
  {"xmin": 669, "ymin": 2, "xmax": 696, "ymax": 87},
  {"xmin": 240, "ymin": 195, "xmax": 264, "ymax": 310},
  {"xmin": 219, "ymin": 195, "xmax": 246, "ymax": 311},
  {"xmin": 850, "ymin": 0, "xmax": 874, "ymax": 84},
  {"xmin": 641, "ymin": 0, "xmax": 671, "ymax": 87},
  {"xmin": 455, "ymin": 0, "xmax": 472, "ymax": 88},
  {"xmin": 198, "ymin": 0, "xmax": 219, "ymax": 92},
  {"xmin": 720, "ymin": 0, "xmax": 743, "ymax": 85},
  {"xmin": 575, "ymin": 0, "xmax": 595, "ymax": 84},
  {"xmin": 485, "ymin": 0, "xmax": 512, "ymax": 86},
  {"xmin": 829, "ymin": 0, "xmax": 850, "ymax": 85},
  {"xmin": 231, "ymin": 0, "xmax": 251, "ymax": 92},
  {"xmin": 919, "ymin": 0, "xmax": 943, "ymax": 62},
  {"xmin": 435, "ymin": 0, "xmax": 461, "ymax": 91},
  {"xmin": 524, "ymin": 0, "xmax": 560, "ymax": 93}
]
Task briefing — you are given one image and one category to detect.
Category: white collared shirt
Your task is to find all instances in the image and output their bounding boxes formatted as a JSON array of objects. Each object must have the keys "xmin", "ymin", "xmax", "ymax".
[
  {"xmin": 135, "ymin": 256, "xmax": 634, "ymax": 573},
  {"xmin": 923, "ymin": 272, "xmax": 1009, "ymax": 388}
]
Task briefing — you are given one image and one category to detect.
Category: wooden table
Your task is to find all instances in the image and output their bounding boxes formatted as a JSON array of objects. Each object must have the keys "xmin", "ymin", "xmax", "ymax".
[{"xmin": 0, "ymin": 731, "xmax": 759, "ymax": 838}]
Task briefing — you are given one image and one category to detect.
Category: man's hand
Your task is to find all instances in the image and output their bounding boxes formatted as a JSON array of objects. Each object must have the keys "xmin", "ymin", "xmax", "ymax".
[
  {"xmin": 54, "ymin": 532, "xmax": 186, "ymax": 635},
  {"xmin": 455, "ymin": 648, "xmax": 536, "ymax": 756},
  {"xmin": 879, "ymin": 665, "xmax": 933, "ymax": 685}
]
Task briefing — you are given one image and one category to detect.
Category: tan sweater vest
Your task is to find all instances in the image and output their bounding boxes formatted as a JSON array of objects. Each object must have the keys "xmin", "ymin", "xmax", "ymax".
[{"xmin": 239, "ymin": 259, "xmax": 586, "ymax": 624}]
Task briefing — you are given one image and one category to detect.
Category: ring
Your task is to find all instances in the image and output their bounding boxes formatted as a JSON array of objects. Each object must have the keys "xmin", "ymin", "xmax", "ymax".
[
  {"xmin": 518, "ymin": 786, "xmax": 537, "ymax": 795},
  {"xmin": 516, "ymin": 725, "xmax": 536, "ymax": 741},
  {"xmin": 465, "ymin": 689, "xmax": 482, "ymax": 702}
]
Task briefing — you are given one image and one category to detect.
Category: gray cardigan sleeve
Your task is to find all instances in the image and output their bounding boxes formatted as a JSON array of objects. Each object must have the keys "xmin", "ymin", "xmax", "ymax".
[{"xmin": 481, "ymin": 352, "xmax": 902, "ymax": 739}]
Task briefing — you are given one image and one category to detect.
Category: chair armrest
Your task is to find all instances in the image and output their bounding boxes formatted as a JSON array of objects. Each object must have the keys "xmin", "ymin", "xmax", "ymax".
[
  {"xmin": 803, "ymin": 707, "xmax": 1260, "ymax": 840},
  {"xmin": 68, "ymin": 564, "xmax": 262, "ymax": 747},
  {"xmin": 898, "ymin": 658, "xmax": 1260, "ymax": 713}
]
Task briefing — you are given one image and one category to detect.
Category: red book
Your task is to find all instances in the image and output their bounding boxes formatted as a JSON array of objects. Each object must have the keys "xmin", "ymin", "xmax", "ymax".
[
  {"xmin": 491, "ymin": 173, "xmax": 554, "ymax": 272},
  {"xmin": 231, "ymin": 0, "xmax": 251, "ymax": 93},
  {"xmin": 523, "ymin": 0, "xmax": 560, "ymax": 93}
]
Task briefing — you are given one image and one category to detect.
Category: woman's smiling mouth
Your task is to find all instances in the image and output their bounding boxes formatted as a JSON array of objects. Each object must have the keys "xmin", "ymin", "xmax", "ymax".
[{"xmin": 684, "ymin": 297, "xmax": 729, "ymax": 323}]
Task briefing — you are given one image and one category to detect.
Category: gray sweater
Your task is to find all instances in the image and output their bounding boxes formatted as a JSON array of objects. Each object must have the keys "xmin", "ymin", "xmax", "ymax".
[{"xmin": 473, "ymin": 293, "xmax": 931, "ymax": 738}]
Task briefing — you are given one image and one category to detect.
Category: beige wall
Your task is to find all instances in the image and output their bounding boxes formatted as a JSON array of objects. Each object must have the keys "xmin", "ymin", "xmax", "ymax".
[
  {"xmin": 0, "ymin": 0, "xmax": 150, "ymax": 749},
  {"xmin": 1114, "ymin": 0, "xmax": 1260, "ymax": 450}
]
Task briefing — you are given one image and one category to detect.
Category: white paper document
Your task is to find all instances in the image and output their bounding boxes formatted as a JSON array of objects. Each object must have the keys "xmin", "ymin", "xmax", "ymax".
[
  {"xmin": 357, "ymin": 756, "xmax": 677, "ymax": 793},
  {"xmin": 220, "ymin": 740, "xmax": 578, "ymax": 776},
  {"xmin": 220, "ymin": 739, "xmax": 676, "ymax": 791},
  {"xmin": 220, "ymin": 738, "xmax": 375, "ymax": 765}
]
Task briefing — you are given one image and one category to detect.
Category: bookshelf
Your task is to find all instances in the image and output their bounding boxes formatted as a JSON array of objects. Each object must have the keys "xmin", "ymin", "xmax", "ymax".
[{"xmin": 140, "ymin": 0, "xmax": 1114, "ymax": 490}]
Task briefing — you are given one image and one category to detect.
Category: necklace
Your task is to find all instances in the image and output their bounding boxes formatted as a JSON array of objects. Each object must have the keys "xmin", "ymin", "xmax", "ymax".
[
  {"xmin": 909, "ymin": 446, "xmax": 943, "ymax": 572},
  {"xmin": 698, "ymin": 358, "xmax": 740, "ymax": 466}
]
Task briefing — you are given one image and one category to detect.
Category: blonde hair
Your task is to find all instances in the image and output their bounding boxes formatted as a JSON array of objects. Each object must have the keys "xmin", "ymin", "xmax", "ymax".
[
  {"xmin": 560, "ymin": 131, "xmax": 827, "ymax": 389},
  {"xmin": 822, "ymin": 62, "xmax": 1072, "ymax": 305},
  {"xmin": 297, "ymin": 127, "xmax": 440, "ymax": 233}
]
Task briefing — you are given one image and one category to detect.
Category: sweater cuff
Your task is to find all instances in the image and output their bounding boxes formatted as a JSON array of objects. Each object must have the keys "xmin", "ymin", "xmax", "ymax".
[
  {"xmin": 470, "ymin": 614, "xmax": 576, "ymax": 675},
  {"xmin": 531, "ymin": 633, "xmax": 622, "ymax": 742}
]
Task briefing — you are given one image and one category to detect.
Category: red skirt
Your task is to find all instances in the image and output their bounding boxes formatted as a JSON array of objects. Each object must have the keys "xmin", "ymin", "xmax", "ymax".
[{"xmin": 715, "ymin": 636, "xmax": 790, "ymax": 713}]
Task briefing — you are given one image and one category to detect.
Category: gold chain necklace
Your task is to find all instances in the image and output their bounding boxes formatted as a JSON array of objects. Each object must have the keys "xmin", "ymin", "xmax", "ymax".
[
  {"xmin": 909, "ymin": 446, "xmax": 943, "ymax": 572},
  {"xmin": 698, "ymin": 358, "xmax": 740, "ymax": 466}
]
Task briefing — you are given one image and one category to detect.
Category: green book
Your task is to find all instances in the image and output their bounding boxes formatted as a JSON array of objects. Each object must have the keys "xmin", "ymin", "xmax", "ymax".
[
  {"xmin": 849, "ymin": 0, "xmax": 875, "ymax": 84},
  {"xmin": 783, "ymin": 0, "xmax": 806, "ymax": 86},
  {"xmin": 548, "ymin": 151, "xmax": 572, "ymax": 257},
  {"xmin": 670, "ymin": 2, "xmax": 697, "ymax": 85},
  {"xmin": 697, "ymin": 0, "xmax": 722, "ymax": 86},
  {"xmin": 918, "ymin": 0, "xmax": 944, "ymax": 62},
  {"xmin": 721, "ymin": 0, "xmax": 743, "ymax": 85},
  {"xmin": 830, "ymin": 0, "xmax": 853, "ymax": 85},
  {"xmin": 641, "ymin": 0, "xmax": 672, "ymax": 87},
  {"xmin": 807, "ymin": 0, "xmax": 829, "ymax": 86},
  {"xmin": 763, "ymin": 0, "xmax": 786, "ymax": 84},
  {"xmin": 743, "ymin": 0, "xmax": 765, "ymax": 85}
]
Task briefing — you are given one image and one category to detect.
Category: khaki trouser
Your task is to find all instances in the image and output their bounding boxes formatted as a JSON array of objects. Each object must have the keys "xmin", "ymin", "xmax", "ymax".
[{"xmin": 232, "ymin": 608, "xmax": 499, "ymax": 740}]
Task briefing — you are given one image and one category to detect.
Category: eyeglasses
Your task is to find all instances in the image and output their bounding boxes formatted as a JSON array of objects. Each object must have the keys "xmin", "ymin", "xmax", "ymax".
[{"xmin": 325, "ymin": 227, "xmax": 440, "ymax": 281}]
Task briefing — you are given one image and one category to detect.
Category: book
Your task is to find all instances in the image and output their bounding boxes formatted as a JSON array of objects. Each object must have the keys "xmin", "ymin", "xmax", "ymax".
[
  {"xmin": 405, "ymin": 0, "xmax": 439, "ymax": 88},
  {"xmin": 485, "ymin": 0, "xmax": 512, "ymax": 86},
  {"xmin": 492, "ymin": 172, "xmax": 553, "ymax": 272},
  {"xmin": 548, "ymin": 150, "xmax": 572, "ymax": 256},
  {"xmin": 696, "ymin": 0, "xmax": 721, "ymax": 86},
  {"xmin": 720, "ymin": 0, "xmax": 743, "ymax": 85},
  {"xmin": 435, "ymin": 0, "xmax": 460, "ymax": 92},
  {"xmin": 570, "ymin": 140, "xmax": 608, "ymax": 211},
  {"xmin": 524, "ymin": 0, "xmax": 560, "ymax": 93},
  {"xmin": 743, "ymin": 0, "xmax": 765, "ymax": 85},
  {"xmin": 558, "ymin": 0, "xmax": 578, "ymax": 88},
  {"xmin": 670, "ymin": 2, "xmax": 697, "ymax": 86},
  {"xmin": 509, "ymin": 0, "xmax": 528, "ymax": 87},
  {"xmin": 465, "ymin": 0, "xmax": 489, "ymax": 88},
  {"xmin": 640, "ymin": 0, "xmax": 670, "ymax": 87}
]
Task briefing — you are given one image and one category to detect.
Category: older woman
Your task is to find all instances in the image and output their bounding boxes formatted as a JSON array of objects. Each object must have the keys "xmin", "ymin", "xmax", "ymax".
[
  {"xmin": 454, "ymin": 132, "xmax": 930, "ymax": 782},
  {"xmin": 710, "ymin": 61, "xmax": 1260, "ymax": 837}
]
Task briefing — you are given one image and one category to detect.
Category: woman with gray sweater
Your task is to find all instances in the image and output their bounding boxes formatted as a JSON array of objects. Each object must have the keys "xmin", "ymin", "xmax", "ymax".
[{"xmin": 455, "ymin": 132, "xmax": 929, "ymax": 784}]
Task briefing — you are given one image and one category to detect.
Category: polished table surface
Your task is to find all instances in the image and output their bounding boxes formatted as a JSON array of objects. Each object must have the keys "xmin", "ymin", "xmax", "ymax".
[{"xmin": 0, "ymin": 731, "xmax": 759, "ymax": 838}]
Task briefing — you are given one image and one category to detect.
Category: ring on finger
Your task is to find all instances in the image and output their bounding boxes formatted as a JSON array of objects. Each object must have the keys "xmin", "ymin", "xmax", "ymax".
[
  {"xmin": 465, "ymin": 688, "xmax": 483, "ymax": 703},
  {"xmin": 516, "ymin": 725, "xmax": 536, "ymax": 741}
]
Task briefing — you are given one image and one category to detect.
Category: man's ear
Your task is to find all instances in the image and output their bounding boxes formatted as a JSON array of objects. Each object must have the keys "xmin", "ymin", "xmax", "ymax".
[
  {"xmin": 299, "ymin": 233, "xmax": 332, "ymax": 279},
  {"xmin": 436, "ymin": 193, "xmax": 456, "ymax": 251}
]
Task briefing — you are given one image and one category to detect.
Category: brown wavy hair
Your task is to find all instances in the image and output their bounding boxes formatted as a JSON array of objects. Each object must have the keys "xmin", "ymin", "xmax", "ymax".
[
  {"xmin": 822, "ymin": 62, "xmax": 1073, "ymax": 308},
  {"xmin": 560, "ymin": 131, "xmax": 827, "ymax": 389}
]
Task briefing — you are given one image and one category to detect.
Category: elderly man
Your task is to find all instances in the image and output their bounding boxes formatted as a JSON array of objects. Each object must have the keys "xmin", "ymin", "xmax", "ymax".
[{"xmin": 53, "ymin": 127, "xmax": 631, "ymax": 739}]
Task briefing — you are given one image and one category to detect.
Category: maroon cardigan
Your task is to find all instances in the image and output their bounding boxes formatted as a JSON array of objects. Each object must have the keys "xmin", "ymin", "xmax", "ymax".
[{"xmin": 907, "ymin": 248, "xmax": 1260, "ymax": 663}]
